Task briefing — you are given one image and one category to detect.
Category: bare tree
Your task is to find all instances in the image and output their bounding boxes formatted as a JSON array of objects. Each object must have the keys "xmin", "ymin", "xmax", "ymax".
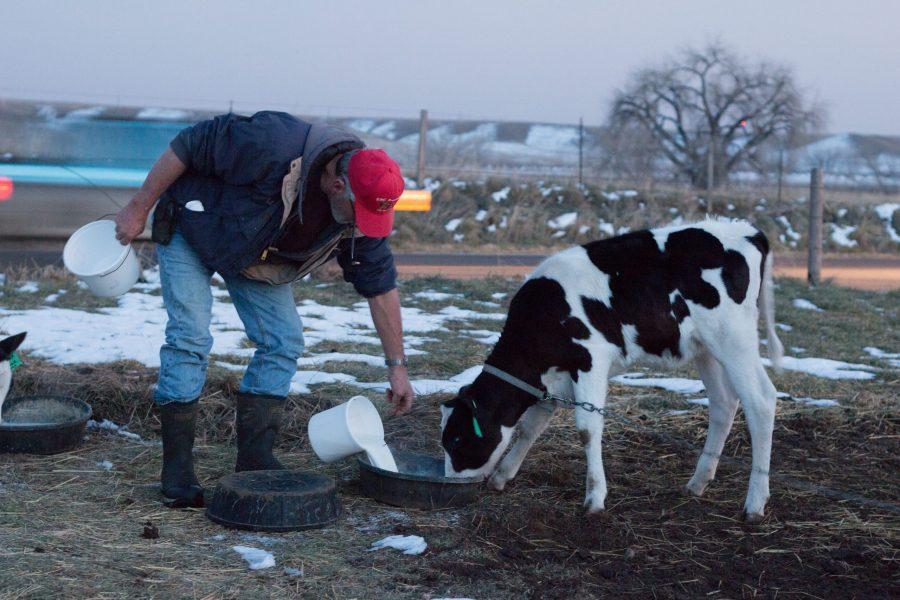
[{"xmin": 610, "ymin": 42, "xmax": 822, "ymax": 188}]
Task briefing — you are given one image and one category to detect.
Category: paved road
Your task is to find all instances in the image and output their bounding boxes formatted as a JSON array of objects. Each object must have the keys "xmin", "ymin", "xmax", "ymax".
[{"xmin": 2, "ymin": 245, "xmax": 898, "ymax": 290}]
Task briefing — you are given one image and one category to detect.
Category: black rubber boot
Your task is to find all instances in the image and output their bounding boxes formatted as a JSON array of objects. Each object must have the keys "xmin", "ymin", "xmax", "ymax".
[
  {"xmin": 159, "ymin": 400, "xmax": 204, "ymax": 508},
  {"xmin": 235, "ymin": 393, "xmax": 285, "ymax": 472}
]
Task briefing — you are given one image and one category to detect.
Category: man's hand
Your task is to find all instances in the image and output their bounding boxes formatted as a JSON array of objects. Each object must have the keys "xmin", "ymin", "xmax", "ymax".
[
  {"xmin": 386, "ymin": 366, "xmax": 415, "ymax": 416},
  {"xmin": 113, "ymin": 147, "xmax": 187, "ymax": 245},
  {"xmin": 114, "ymin": 195, "xmax": 152, "ymax": 245}
]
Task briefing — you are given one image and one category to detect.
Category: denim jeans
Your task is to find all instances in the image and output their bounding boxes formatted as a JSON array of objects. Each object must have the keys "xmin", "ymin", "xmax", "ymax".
[{"xmin": 154, "ymin": 231, "xmax": 304, "ymax": 405}]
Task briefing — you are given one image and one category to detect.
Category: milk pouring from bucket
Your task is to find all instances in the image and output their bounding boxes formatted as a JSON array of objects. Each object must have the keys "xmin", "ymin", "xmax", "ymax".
[
  {"xmin": 308, "ymin": 396, "xmax": 399, "ymax": 472},
  {"xmin": 63, "ymin": 220, "xmax": 141, "ymax": 297}
]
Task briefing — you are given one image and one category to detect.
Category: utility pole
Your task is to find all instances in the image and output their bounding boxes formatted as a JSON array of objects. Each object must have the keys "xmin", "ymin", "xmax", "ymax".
[
  {"xmin": 578, "ymin": 117, "xmax": 584, "ymax": 186},
  {"xmin": 807, "ymin": 168, "xmax": 824, "ymax": 286},
  {"xmin": 416, "ymin": 109, "xmax": 428, "ymax": 187}
]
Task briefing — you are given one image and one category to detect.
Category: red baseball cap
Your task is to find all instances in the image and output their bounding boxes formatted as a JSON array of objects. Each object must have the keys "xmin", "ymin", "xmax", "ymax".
[{"xmin": 346, "ymin": 149, "xmax": 405, "ymax": 238}]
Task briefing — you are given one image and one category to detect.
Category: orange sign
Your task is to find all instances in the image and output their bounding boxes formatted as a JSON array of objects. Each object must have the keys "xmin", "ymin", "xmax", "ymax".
[{"xmin": 395, "ymin": 189, "xmax": 431, "ymax": 212}]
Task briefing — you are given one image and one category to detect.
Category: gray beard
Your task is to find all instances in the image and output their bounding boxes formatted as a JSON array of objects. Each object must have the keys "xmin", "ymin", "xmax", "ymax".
[{"xmin": 329, "ymin": 193, "xmax": 355, "ymax": 224}]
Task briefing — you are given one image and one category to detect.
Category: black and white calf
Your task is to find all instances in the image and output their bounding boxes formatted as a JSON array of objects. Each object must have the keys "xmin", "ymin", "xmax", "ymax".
[
  {"xmin": 1, "ymin": 332, "xmax": 27, "ymax": 419},
  {"xmin": 441, "ymin": 219, "xmax": 783, "ymax": 522}
]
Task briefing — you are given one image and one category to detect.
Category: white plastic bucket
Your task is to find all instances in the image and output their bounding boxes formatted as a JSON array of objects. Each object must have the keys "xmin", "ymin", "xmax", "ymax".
[
  {"xmin": 63, "ymin": 220, "xmax": 141, "ymax": 297},
  {"xmin": 308, "ymin": 396, "xmax": 398, "ymax": 472}
]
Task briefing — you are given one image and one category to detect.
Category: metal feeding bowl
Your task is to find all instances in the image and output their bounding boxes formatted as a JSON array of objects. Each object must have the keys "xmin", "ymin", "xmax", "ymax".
[
  {"xmin": 0, "ymin": 395, "xmax": 92, "ymax": 454},
  {"xmin": 358, "ymin": 448, "xmax": 483, "ymax": 510},
  {"xmin": 206, "ymin": 470, "xmax": 341, "ymax": 532}
]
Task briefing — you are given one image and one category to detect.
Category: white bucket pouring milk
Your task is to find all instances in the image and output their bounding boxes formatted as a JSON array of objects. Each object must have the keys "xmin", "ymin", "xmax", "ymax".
[
  {"xmin": 308, "ymin": 396, "xmax": 398, "ymax": 472},
  {"xmin": 63, "ymin": 220, "xmax": 141, "ymax": 297}
]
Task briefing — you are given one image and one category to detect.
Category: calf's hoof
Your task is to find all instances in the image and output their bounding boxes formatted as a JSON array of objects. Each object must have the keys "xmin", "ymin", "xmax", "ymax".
[
  {"xmin": 583, "ymin": 494, "xmax": 606, "ymax": 515},
  {"xmin": 684, "ymin": 478, "xmax": 709, "ymax": 497},
  {"xmin": 487, "ymin": 473, "xmax": 508, "ymax": 492},
  {"xmin": 742, "ymin": 509, "xmax": 766, "ymax": 525}
]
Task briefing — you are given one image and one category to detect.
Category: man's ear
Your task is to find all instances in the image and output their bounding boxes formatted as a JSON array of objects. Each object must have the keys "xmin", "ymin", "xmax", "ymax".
[{"xmin": 0, "ymin": 332, "xmax": 26, "ymax": 361}]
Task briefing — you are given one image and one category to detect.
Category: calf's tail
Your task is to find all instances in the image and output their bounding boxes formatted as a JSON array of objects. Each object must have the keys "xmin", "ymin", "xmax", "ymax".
[{"xmin": 760, "ymin": 251, "xmax": 784, "ymax": 372}]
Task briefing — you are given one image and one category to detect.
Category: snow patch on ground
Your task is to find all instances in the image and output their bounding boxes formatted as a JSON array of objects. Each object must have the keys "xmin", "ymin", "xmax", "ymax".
[
  {"xmin": 444, "ymin": 218, "xmax": 463, "ymax": 232},
  {"xmin": 792, "ymin": 298, "xmax": 823, "ymax": 311},
  {"xmin": 597, "ymin": 220, "xmax": 615, "ymax": 236},
  {"xmin": 461, "ymin": 330, "xmax": 500, "ymax": 344},
  {"xmin": 863, "ymin": 346, "xmax": 900, "ymax": 368},
  {"xmin": 97, "ymin": 460, "xmax": 113, "ymax": 470},
  {"xmin": 829, "ymin": 224, "xmax": 858, "ymax": 247},
  {"xmin": 792, "ymin": 397, "xmax": 839, "ymax": 407},
  {"xmin": 232, "ymin": 546, "xmax": 275, "ymax": 570},
  {"xmin": 763, "ymin": 356, "xmax": 877, "ymax": 380},
  {"xmin": 776, "ymin": 216, "xmax": 801, "ymax": 247},
  {"xmin": 491, "ymin": 187, "xmax": 510, "ymax": 202},
  {"xmin": 15, "ymin": 282, "xmax": 39, "ymax": 294},
  {"xmin": 296, "ymin": 353, "xmax": 386, "ymax": 368},
  {"xmin": 87, "ymin": 419, "xmax": 144, "ymax": 442},
  {"xmin": 547, "ymin": 212, "xmax": 578, "ymax": 230},
  {"xmin": 610, "ymin": 373, "xmax": 705, "ymax": 395},
  {"xmin": 874, "ymin": 203, "xmax": 900, "ymax": 242},
  {"xmin": 413, "ymin": 291, "xmax": 463, "ymax": 301},
  {"xmin": 369, "ymin": 535, "xmax": 427, "ymax": 555}
]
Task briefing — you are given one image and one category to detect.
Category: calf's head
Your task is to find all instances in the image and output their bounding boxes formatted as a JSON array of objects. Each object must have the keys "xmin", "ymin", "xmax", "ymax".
[
  {"xmin": 441, "ymin": 384, "xmax": 515, "ymax": 479},
  {"xmin": 0, "ymin": 332, "xmax": 27, "ymax": 404}
]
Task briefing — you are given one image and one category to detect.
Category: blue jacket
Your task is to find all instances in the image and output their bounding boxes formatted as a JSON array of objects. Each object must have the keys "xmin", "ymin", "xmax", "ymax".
[{"xmin": 162, "ymin": 111, "xmax": 397, "ymax": 297}]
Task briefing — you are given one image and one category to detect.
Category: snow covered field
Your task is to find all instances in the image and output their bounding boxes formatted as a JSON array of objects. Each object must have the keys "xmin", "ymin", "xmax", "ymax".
[{"xmin": 1, "ymin": 268, "xmax": 894, "ymax": 414}]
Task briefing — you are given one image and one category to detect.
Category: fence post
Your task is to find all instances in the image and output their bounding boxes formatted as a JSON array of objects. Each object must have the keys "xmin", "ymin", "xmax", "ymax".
[
  {"xmin": 416, "ymin": 109, "xmax": 428, "ymax": 187},
  {"xmin": 706, "ymin": 133, "xmax": 715, "ymax": 213},
  {"xmin": 578, "ymin": 117, "xmax": 584, "ymax": 185},
  {"xmin": 807, "ymin": 168, "xmax": 824, "ymax": 286}
]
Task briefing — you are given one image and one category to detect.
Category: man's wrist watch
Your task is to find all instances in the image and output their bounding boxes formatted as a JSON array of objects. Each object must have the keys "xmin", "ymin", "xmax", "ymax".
[{"xmin": 385, "ymin": 357, "xmax": 408, "ymax": 368}]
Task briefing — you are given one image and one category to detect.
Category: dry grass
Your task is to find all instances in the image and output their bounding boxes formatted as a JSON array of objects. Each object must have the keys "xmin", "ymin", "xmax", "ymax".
[
  {"xmin": 0, "ymin": 275, "xmax": 898, "ymax": 598},
  {"xmin": 390, "ymin": 179, "xmax": 900, "ymax": 253}
]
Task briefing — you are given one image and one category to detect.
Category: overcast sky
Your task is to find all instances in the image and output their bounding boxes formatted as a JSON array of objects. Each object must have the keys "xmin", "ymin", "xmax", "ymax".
[{"xmin": 1, "ymin": 1, "xmax": 898, "ymax": 134}]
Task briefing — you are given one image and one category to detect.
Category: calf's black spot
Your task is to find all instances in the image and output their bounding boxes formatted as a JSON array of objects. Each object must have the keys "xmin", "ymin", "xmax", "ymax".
[
  {"xmin": 745, "ymin": 230, "xmax": 769, "ymax": 292},
  {"xmin": 672, "ymin": 294, "xmax": 690, "ymax": 322},
  {"xmin": 443, "ymin": 277, "xmax": 594, "ymax": 473},
  {"xmin": 487, "ymin": 277, "xmax": 593, "ymax": 386},
  {"xmin": 722, "ymin": 249, "xmax": 750, "ymax": 304},
  {"xmin": 581, "ymin": 227, "xmax": 765, "ymax": 358},
  {"xmin": 581, "ymin": 297, "xmax": 625, "ymax": 355}
]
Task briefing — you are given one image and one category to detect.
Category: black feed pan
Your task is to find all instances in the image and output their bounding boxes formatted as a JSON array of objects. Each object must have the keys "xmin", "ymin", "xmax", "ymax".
[
  {"xmin": 0, "ymin": 395, "xmax": 92, "ymax": 454},
  {"xmin": 206, "ymin": 470, "xmax": 341, "ymax": 532},
  {"xmin": 358, "ymin": 448, "xmax": 482, "ymax": 510}
]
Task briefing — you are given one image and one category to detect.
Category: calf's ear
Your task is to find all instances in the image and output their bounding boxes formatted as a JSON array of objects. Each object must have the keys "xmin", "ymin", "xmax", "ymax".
[
  {"xmin": 0, "ymin": 332, "xmax": 26, "ymax": 361},
  {"xmin": 442, "ymin": 385, "xmax": 472, "ymax": 408}
]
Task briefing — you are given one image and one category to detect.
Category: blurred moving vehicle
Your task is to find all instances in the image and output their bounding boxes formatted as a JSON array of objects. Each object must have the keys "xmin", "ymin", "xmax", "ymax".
[{"xmin": 0, "ymin": 101, "xmax": 429, "ymax": 240}]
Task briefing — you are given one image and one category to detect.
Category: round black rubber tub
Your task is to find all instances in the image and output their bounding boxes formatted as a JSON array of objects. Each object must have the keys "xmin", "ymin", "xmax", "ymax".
[
  {"xmin": 358, "ymin": 449, "xmax": 482, "ymax": 510},
  {"xmin": 206, "ymin": 470, "xmax": 341, "ymax": 532},
  {"xmin": 0, "ymin": 395, "xmax": 92, "ymax": 454}
]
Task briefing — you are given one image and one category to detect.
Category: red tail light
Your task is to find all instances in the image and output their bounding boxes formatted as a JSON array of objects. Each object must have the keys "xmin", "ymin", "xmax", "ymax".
[{"xmin": 0, "ymin": 176, "xmax": 12, "ymax": 201}]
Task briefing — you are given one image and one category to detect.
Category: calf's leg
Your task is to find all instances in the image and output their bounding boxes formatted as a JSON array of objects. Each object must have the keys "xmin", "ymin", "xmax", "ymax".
[
  {"xmin": 487, "ymin": 403, "xmax": 557, "ymax": 491},
  {"xmin": 686, "ymin": 352, "xmax": 740, "ymax": 496},
  {"xmin": 573, "ymin": 368, "xmax": 609, "ymax": 513},
  {"xmin": 715, "ymin": 342, "xmax": 778, "ymax": 522}
]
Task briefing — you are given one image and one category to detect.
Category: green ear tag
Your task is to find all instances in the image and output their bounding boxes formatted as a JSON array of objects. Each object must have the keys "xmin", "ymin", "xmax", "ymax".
[
  {"xmin": 472, "ymin": 416, "xmax": 484, "ymax": 438},
  {"xmin": 8, "ymin": 351, "xmax": 22, "ymax": 371}
]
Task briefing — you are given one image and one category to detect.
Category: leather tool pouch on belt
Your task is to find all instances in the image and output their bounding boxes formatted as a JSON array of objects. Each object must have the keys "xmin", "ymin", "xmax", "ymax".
[{"xmin": 151, "ymin": 196, "xmax": 178, "ymax": 245}]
